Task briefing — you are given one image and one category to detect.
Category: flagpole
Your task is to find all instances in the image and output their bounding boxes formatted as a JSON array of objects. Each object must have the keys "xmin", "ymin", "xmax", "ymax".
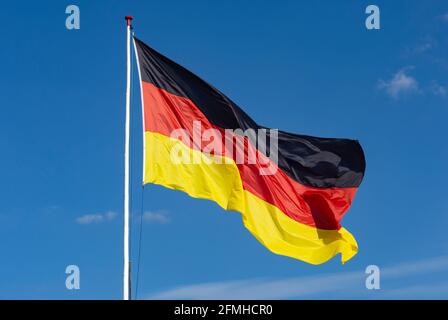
[{"xmin": 123, "ymin": 15, "xmax": 133, "ymax": 301}]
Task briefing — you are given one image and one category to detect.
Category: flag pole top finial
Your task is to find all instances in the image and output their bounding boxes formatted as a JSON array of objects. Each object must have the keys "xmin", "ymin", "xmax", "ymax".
[{"xmin": 125, "ymin": 16, "xmax": 133, "ymax": 26}]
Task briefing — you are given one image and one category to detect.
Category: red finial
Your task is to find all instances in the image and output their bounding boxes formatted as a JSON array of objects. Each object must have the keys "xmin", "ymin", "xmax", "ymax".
[{"xmin": 125, "ymin": 16, "xmax": 133, "ymax": 26}]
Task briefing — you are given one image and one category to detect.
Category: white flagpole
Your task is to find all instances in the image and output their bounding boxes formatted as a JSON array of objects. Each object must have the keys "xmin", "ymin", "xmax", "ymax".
[{"xmin": 123, "ymin": 15, "xmax": 133, "ymax": 301}]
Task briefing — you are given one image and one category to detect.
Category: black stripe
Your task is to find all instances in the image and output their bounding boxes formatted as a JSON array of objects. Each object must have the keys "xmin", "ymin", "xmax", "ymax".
[{"xmin": 134, "ymin": 37, "xmax": 365, "ymax": 188}]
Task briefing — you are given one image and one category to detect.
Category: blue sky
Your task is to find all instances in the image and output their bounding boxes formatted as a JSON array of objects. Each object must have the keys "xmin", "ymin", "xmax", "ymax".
[{"xmin": 0, "ymin": 1, "xmax": 447, "ymax": 299}]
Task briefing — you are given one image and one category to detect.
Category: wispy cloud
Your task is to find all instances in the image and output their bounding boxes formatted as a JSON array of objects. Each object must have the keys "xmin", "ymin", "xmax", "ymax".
[
  {"xmin": 430, "ymin": 82, "xmax": 448, "ymax": 98},
  {"xmin": 142, "ymin": 210, "xmax": 170, "ymax": 224},
  {"xmin": 148, "ymin": 273, "xmax": 364, "ymax": 300},
  {"xmin": 76, "ymin": 211, "xmax": 117, "ymax": 225},
  {"xmin": 377, "ymin": 282, "xmax": 448, "ymax": 299},
  {"xmin": 147, "ymin": 256, "xmax": 448, "ymax": 299},
  {"xmin": 76, "ymin": 210, "xmax": 170, "ymax": 225},
  {"xmin": 378, "ymin": 68, "xmax": 419, "ymax": 99},
  {"xmin": 408, "ymin": 37, "xmax": 437, "ymax": 55}
]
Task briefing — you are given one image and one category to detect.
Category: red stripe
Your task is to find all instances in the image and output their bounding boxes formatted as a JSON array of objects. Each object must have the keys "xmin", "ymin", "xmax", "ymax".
[{"xmin": 142, "ymin": 81, "xmax": 358, "ymax": 230}]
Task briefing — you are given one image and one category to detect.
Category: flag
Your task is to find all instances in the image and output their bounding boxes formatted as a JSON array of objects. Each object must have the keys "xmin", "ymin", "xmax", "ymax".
[{"xmin": 134, "ymin": 37, "xmax": 365, "ymax": 264}]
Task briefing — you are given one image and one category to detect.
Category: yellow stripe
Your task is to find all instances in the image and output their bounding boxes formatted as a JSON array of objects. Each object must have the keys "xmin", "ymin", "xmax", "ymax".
[{"xmin": 144, "ymin": 131, "xmax": 358, "ymax": 264}]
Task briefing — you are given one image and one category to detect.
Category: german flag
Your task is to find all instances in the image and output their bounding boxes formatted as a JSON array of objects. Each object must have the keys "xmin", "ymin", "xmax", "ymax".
[{"xmin": 134, "ymin": 37, "xmax": 366, "ymax": 264}]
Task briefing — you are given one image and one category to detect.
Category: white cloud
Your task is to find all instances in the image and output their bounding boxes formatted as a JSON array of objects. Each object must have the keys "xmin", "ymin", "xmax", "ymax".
[
  {"xmin": 76, "ymin": 210, "xmax": 170, "ymax": 225},
  {"xmin": 378, "ymin": 68, "xmax": 419, "ymax": 99},
  {"xmin": 104, "ymin": 211, "xmax": 118, "ymax": 220},
  {"xmin": 146, "ymin": 255, "xmax": 448, "ymax": 300},
  {"xmin": 76, "ymin": 211, "xmax": 117, "ymax": 225},
  {"xmin": 414, "ymin": 43, "xmax": 432, "ymax": 54},
  {"xmin": 142, "ymin": 211, "xmax": 170, "ymax": 224},
  {"xmin": 431, "ymin": 82, "xmax": 448, "ymax": 97},
  {"xmin": 375, "ymin": 282, "xmax": 448, "ymax": 299},
  {"xmin": 148, "ymin": 273, "xmax": 364, "ymax": 300},
  {"xmin": 410, "ymin": 37, "xmax": 437, "ymax": 55}
]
